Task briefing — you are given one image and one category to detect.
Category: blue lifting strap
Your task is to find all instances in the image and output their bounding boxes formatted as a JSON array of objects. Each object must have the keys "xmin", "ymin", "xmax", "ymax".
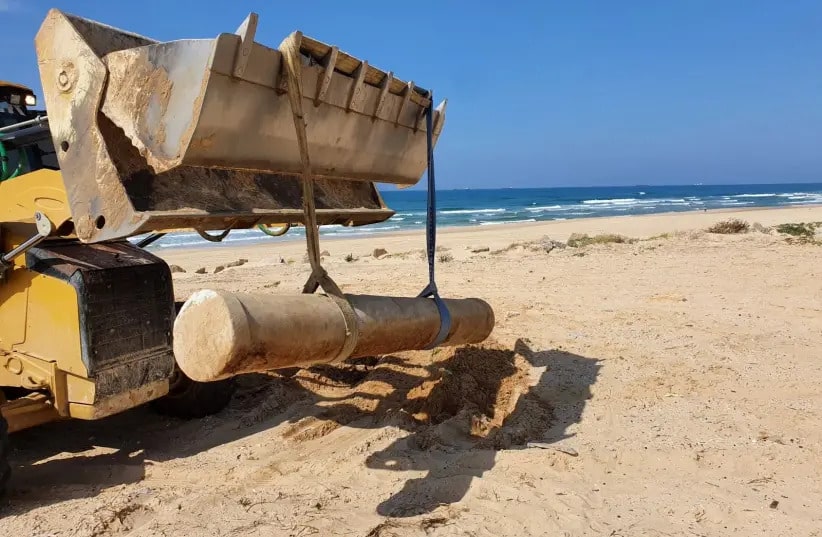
[{"xmin": 417, "ymin": 96, "xmax": 452, "ymax": 349}]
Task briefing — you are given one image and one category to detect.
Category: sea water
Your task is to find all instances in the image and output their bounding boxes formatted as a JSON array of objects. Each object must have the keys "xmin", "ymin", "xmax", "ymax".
[{"xmin": 138, "ymin": 182, "xmax": 822, "ymax": 249}]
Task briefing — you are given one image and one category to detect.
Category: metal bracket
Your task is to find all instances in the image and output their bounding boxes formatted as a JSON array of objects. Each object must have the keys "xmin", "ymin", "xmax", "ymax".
[{"xmin": 0, "ymin": 211, "xmax": 53, "ymax": 277}]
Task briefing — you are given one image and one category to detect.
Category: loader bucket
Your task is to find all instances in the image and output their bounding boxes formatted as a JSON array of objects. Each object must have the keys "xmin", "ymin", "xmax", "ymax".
[{"xmin": 35, "ymin": 10, "xmax": 446, "ymax": 242}]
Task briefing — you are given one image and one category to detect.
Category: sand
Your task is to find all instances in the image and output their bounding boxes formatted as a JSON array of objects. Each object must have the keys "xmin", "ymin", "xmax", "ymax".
[{"xmin": 2, "ymin": 205, "xmax": 822, "ymax": 536}]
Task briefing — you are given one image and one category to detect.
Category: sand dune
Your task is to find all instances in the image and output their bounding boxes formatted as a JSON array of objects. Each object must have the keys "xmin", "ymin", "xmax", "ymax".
[{"xmin": 2, "ymin": 206, "xmax": 821, "ymax": 536}]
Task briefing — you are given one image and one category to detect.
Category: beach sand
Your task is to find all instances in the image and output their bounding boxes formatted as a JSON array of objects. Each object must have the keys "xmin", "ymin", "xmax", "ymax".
[{"xmin": 3, "ymin": 205, "xmax": 822, "ymax": 536}]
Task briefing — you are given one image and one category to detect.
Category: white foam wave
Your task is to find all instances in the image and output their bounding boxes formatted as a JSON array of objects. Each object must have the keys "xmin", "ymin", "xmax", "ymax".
[
  {"xmin": 526, "ymin": 205, "xmax": 563, "ymax": 212},
  {"xmin": 776, "ymin": 192, "xmax": 821, "ymax": 198},
  {"xmin": 440, "ymin": 208, "xmax": 505, "ymax": 215},
  {"xmin": 731, "ymin": 193, "xmax": 777, "ymax": 198},
  {"xmin": 478, "ymin": 218, "xmax": 537, "ymax": 226},
  {"xmin": 582, "ymin": 198, "xmax": 638, "ymax": 205},
  {"xmin": 582, "ymin": 197, "xmax": 691, "ymax": 209}
]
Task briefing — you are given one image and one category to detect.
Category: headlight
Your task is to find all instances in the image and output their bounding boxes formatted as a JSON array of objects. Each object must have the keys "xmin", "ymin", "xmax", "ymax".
[{"xmin": 25, "ymin": 95, "xmax": 36, "ymax": 107}]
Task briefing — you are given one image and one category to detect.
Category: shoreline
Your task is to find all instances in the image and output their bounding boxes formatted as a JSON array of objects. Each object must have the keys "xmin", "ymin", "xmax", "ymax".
[{"xmin": 155, "ymin": 204, "xmax": 822, "ymax": 266}]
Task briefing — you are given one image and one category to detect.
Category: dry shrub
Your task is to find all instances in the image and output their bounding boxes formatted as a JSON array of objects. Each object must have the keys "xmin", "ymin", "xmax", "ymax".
[
  {"xmin": 706, "ymin": 219, "xmax": 749, "ymax": 234},
  {"xmin": 567, "ymin": 233, "xmax": 635, "ymax": 247}
]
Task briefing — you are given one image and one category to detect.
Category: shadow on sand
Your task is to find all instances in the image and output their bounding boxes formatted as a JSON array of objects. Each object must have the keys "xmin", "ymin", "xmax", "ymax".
[{"xmin": 3, "ymin": 339, "xmax": 601, "ymax": 518}]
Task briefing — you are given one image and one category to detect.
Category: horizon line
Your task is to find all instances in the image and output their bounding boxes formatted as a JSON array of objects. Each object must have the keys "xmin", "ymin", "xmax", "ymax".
[{"xmin": 386, "ymin": 180, "xmax": 822, "ymax": 192}]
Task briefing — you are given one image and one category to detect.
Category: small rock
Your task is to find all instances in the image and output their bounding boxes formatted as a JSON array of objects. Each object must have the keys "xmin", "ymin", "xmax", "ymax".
[
  {"xmin": 530, "ymin": 236, "xmax": 566, "ymax": 253},
  {"xmin": 214, "ymin": 265, "xmax": 225, "ymax": 274},
  {"xmin": 225, "ymin": 259, "xmax": 247, "ymax": 268},
  {"xmin": 769, "ymin": 500, "xmax": 779, "ymax": 509},
  {"xmin": 194, "ymin": 267, "xmax": 206, "ymax": 274},
  {"xmin": 373, "ymin": 248, "xmax": 388, "ymax": 258},
  {"xmin": 471, "ymin": 246, "xmax": 490, "ymax": 253},
  {"xmin": 169, "ymin": 265, "xmax": 186, "ymax": 273}
]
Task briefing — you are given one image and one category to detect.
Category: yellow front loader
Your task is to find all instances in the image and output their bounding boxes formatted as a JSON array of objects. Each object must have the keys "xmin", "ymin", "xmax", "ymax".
[{"xmin": 0, "ymin": 10, "xmax": 494, "ymax": 494}]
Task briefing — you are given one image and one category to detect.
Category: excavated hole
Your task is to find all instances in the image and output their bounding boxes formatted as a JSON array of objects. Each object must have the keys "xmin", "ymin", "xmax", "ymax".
[{"xmin": 276, "ymin": 343, "xmax": 554, "ymax": 450}]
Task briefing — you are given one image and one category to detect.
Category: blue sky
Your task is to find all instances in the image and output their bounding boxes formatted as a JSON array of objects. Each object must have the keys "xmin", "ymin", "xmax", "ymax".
[{"xmin": 4, "ymin": 1, "xmax": 822, "ymax": 188}]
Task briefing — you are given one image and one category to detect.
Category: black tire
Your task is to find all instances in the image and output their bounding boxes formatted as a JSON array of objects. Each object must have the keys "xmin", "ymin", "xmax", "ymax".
[
  {"xmin": 151, "ymin": 367, "xmax": 235, "ymax": 419},
  {"xmin": 0, "ymin": 412, "xmax": 10, "ymax": 497}
]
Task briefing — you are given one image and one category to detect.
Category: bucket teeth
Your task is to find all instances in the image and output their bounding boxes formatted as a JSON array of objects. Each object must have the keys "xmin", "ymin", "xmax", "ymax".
[
  {"xmin": 232, "ymin": 13, "xmax": 258, "ymax": 78},
  {"xmin": 34, "ymin": 9, "xmax": 447, "ymax": 242}
]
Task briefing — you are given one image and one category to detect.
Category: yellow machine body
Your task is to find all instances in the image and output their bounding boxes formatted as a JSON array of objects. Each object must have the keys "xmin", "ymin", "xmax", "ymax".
[
  {"xmin": 0, "ymin": 170, "xmax": 174, "ymax": 433},
  {"xmin": 0, "ymin": 8, "xmax": 447, "ymax": 433}
]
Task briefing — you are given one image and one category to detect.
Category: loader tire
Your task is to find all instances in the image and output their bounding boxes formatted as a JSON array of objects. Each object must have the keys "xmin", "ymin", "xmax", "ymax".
[
  {"xmin": 151, "ymin": 368, "xmax": 235, "ymax": 420},
  {"xmin": 0, "ymin": 413, "xmax": 10, "ymax": 497}
]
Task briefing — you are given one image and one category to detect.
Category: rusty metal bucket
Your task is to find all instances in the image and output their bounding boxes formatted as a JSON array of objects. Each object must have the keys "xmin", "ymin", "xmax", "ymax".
[{"xmin": 35, "ymin": 10, "xmax": 446, "ymax": 242}]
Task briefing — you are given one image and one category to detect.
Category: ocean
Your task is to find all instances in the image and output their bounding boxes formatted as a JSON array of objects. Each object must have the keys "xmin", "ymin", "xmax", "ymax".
[{"xmin": 140, "ymin": 182, "xmax": 822, "ymax": 250}]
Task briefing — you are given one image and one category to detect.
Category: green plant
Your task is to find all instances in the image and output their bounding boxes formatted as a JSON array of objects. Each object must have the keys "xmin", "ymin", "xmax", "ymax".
[
  {"xmin": 775, "ymin": 222, "xmax": 819, "ymax": 237},
  {"xmin": 775, "ymin": 222, "xmax": 822, "ymax": 245}
]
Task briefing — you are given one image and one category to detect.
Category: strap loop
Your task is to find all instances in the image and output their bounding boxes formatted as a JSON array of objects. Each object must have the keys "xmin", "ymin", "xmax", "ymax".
[
  {"xmin": 329, "ymin": 295, "xmax": 360, "ymax": 362},
  {"xmin": 280, "ymin": 34, "xmax": 448, "ymax": 354},
  {"xmin": 280, "ymin": 31, "xmax": 345, "ymax": 299},
  {"xmin": 416, "ymin": 97, "xmax": 451, "ymax": 349},
  {"xmin": 280, "ymin": 31, "xmax": 356, "ymax": 360}
]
